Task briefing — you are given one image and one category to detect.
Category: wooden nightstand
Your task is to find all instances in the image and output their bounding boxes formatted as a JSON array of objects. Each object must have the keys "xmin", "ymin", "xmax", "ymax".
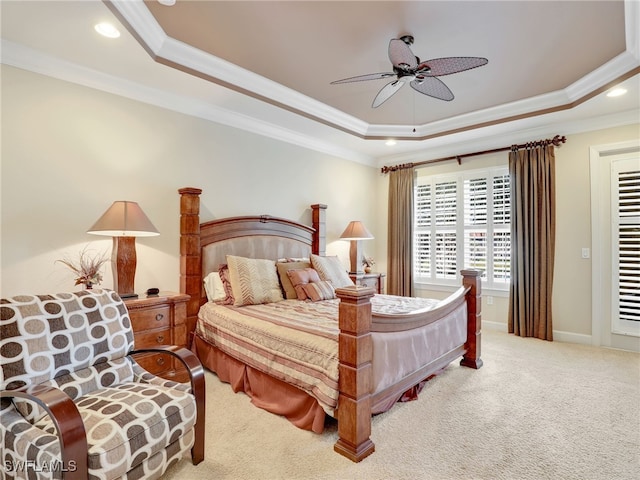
[
  {"xmin": 124, "ymin": 291, "xmax": 190, "ymax": 382},
  {"xmin": 349, "ymin": 272, "xmax": 386, "ymax": 294}
]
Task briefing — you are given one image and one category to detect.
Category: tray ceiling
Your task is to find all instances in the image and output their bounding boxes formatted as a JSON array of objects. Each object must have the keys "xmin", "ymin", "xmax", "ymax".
[{"xmin": 2, "ymin": 0, "xmax": 639, "ymax": 165}]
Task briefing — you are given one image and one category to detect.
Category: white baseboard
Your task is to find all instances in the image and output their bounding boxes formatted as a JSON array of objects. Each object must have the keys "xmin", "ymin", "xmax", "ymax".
[
  {"xmin": 552, "ymin": 330, "xmax": 593, "ymax": 346},
  {"xmin": 483, "ymin": 321, "xmax": 639, "ymax": 352},
  {"xmin": 482, "ymin": 321, "xmax": 594, "ymax": 347}
]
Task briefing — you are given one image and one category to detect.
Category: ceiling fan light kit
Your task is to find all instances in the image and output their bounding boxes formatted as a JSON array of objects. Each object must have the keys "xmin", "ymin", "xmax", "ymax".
[{"xmin": 331, "ymin": 36, "xmax": 488, "ymax": 108}]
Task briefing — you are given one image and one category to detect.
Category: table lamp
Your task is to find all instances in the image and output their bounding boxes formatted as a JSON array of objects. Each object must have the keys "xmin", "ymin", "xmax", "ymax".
[
  {"xmin": 340, "ymin": 220, "xmax": 373, "ymax": 274},
  {"xmin": 87, "ymin": 201, "xmax": 159, "ymax": 299}
]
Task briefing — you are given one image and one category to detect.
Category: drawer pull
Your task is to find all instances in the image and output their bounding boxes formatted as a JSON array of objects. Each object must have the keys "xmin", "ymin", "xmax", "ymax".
[
  {"xmin": 155, "ymin": 313, "xmax": 164, "ymax": 321},
  {"xmin": 156, "ymin": 357, "xmax": 165, "ymax": 366},
  {"xmin": 156, "ymin": 335, "xmax": 165, "ymax": 343}
]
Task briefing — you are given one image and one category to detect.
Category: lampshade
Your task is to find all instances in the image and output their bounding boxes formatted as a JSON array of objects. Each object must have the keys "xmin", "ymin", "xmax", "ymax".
[
  {"xmin": 87, "ymin": 201, "xmax": 159, "ymax": 299},
  {"xmin": 340, "ymin": 221, "xmax": 373, "ymax": 275},
  {"xmin": 87, "ymin": 201, "xmax": 159, "ymax": 237},
  {"xmin": 339, "ymin": 221, "xmax": 374, "ymax": 241}
]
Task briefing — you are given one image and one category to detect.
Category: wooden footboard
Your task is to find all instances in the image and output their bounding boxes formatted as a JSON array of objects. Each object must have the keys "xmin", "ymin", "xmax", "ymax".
[
  {"xmin": 178, "ymin": 188, "xmax": 482, "ymax": 463},
  {"xmin": 332, "ymin": 270, "xmax": 482, "ymax": 462}
]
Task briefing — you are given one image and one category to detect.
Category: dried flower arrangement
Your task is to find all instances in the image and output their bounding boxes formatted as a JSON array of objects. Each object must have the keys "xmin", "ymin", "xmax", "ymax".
[
  {"xmin": 363, "ymin": 256, "xmax": 375, "ymax": 268},
  {"xmin": 56, "ymin": 246, "xmax": 109, "ymax": 288}
]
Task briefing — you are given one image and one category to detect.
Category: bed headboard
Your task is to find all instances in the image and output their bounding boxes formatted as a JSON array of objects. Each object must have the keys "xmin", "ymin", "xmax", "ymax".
[{"xmin": 178, "ymin": 187, "xmax": 327, "ymax": 337}]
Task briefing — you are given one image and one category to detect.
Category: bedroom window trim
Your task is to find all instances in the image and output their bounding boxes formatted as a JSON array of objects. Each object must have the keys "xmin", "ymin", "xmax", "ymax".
[{"xmin": 413, "ymin": 165, "xmax": 511, "ymax": 291}]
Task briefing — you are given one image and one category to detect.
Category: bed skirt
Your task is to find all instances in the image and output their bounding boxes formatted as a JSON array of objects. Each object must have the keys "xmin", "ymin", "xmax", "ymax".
[
  {"xmin": 192, "ymin": 334, "xmax": 328, "ymax": 433},
  {"xmin": 192, "ymin": 333, "xmax": 436, "ymax": 434}
]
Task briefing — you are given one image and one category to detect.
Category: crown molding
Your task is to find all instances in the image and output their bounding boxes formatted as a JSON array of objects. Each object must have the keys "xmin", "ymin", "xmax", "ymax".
[
  {"xmin": 3, "ymin": 35, "xmax": 637, "ymax": 169},
  {"xmin": 376, "ymin": 109, "xmax": 640, "ymax": 167},
  {"xmin": 3, "ymin": 0, "xmax": 638, "ymax": 168},
  {"xmin": 108, "ymin": 0, "xmax": 369, "ymax": 136},
  {"xmin": 107, "ymin": 0, "xmax": 640, "ymax": 142},
  {"xmin": 0, "ymin": 39, "xmax": 375, "ymax": 166},
  {"xmin": 625, "ymin": 0, "xmax": 640, "ymax": 59}
]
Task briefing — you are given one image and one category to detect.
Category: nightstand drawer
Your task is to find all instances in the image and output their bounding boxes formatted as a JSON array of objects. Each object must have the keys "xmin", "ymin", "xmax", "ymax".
[
  {"xmin": 124, "ymin": 292, "xmax": 189, "ymax": 382},
  {"xmin": 135, "ymin": 328, "xmax": 172, "ymax": 348},
  {"xmin": 130, "ymin": 306, "xmax": 170, "ymax": 330},
  {"xmin": 359, "ymin": 277, "xmax": 379, "ymax": 289},
  {"xmin": 349, "ymin": 273, "xmax": 385, "ymax": 294},
  {"xmin": 134, "ymin": 352, "xmax": 171, "ymax": 374}
]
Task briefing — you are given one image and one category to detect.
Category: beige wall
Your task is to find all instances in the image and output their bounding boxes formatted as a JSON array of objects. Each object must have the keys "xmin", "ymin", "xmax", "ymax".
[
  {"xmin": 554, "ymin": 126, "xmax": 639, "ymax": 341},
  {"xmin": 1, "ymin": 66, "xmax": 380, "ymax": 296},
  {"xmin": 2, "ymin": 65, "xmax": 639, "ymax": 344},
  {"xmin": 376, "ymin": 123, "xmax": 640, "ymax": 344}
]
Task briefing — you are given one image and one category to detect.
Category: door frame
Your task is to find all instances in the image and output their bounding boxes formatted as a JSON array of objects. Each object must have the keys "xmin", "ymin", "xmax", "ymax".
[{"xmin": 590, "ymin": 139, "xmax": 640, "ymax": 352}]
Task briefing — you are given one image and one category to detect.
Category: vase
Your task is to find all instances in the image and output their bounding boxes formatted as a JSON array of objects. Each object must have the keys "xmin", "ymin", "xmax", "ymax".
[{"xmin": 364, "ymin": 266, "xmax": 372, "ymax": 274}]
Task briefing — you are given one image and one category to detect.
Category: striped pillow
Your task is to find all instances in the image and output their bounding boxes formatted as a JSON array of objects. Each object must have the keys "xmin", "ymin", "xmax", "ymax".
[
  {"xmin": 286, "ymin": 268, "xmax": 321, "ymax": 300},
  {"xmin": 277, "ymin": 261, "xmax": 312, "ymax": 299},
  {"xmin": 216, "ymin": 264, "xmax": 235, "ymax": 305},
  {"xmin": 301, "ymin": 280, "xmax": 336, "ymax": 301}
]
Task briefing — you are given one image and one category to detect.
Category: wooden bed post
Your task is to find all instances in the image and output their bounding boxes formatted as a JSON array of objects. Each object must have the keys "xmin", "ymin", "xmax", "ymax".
[
  {"xmin": 311, "ymin": 204, "xmax": 327, "ymax": 256},
  {"xmin": 334, "ymin": 285, "xmax": 376, "ymax": 463},
  {"xmin": 179, "ymin": 187, "xmax": 203, "ymax": 343},
  {"xmin": 460, "ymin": 269, "xmax": 483, "ymax": 369}
]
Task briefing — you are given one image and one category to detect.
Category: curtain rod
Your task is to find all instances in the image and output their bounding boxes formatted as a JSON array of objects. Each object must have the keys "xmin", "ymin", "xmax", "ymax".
[{"xmin": 380, "ymin": 134, "xmax": 567, "ymax": 174}]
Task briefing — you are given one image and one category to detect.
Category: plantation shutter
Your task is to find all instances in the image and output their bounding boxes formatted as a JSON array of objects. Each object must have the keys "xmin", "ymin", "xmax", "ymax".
[
  {"xmin": 414, "ymin": 167, "xmax": 510, "ymax": 289},
  {"xmin": 434, "ymin": 181, "xmax": 457, "ymax": 279},
  {"xmin": 464, "ymin": 177, "xmax": 488, "ymax": 276},
  {"xmin": 613, "ymin": 159, "xmax": 640, "ymax": 336},
  {"xmin": 415, "ymin": 184, "xmax": 431, "ymax": 277},
  {"xmin": 492, "ymin": 174, "xmax": 511, "ymax": 284}
]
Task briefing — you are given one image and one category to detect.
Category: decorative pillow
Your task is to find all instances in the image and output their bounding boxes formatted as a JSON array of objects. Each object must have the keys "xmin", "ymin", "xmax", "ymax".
[
  {"xmin": 216, "ymin": 264, "xmax": 235, "ymax": 305},
  {"xmin": 277, "ymin": 260, "xmax": 312, "ymax": 299},
  {"xmin": 286, "ymin": 268, "xmax": 322, "ymax": 300},
  {"xmin": 204, "ymin": 271, "xmax": 226, "ymax": 303},
  {"xmin": 310, "ymin": 254, "xmax": 354, "ymax": 288},
  {"xmin": 226, "ymin": 255, "xmax": 284, "ymax": 306},
  {"xmin": 277, "ymin": 257, "xmax": 310, "ymax": 263},
  {"xmin": 301, "ymin": 280, "xmax": 336, "ymax": 302}
]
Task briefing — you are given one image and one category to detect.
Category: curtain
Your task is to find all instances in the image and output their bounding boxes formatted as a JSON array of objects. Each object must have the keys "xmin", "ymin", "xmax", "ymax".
[
  {"xmin": 508, "ymin": 143, "xmax": 556, "ymax": 340},
  {"xmin": 387, "ymin": 168, "xmax": 414, "ymax": 296}
]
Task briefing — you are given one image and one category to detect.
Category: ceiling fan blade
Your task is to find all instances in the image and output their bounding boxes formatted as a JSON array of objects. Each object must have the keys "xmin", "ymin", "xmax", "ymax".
[
  {"xmin": 411, "ymin": 76, "xmax": 454, "ymax": 101},
  {"xmin": 330, "ymin": 72, "xmax": 396, "ymax": 84},
  {"xmin": 419, "ymin": 57, "xmax": 488, "ymax": 76},
  {"xmin": 372, "ymin": 80, "xmax": 404, "ymax": 108},
  {"xmin": 389, "ymin": 39, "xmax": 417, "ymax": 70}
]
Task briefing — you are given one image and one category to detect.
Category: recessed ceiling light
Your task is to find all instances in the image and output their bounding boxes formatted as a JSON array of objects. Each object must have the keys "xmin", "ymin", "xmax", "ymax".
[
  {"xmin": 385, "ymin": 139, "xmax": 397, "ymax": 146},
  {"xmin": 94, "ymin": 22, "xmax": 120, "ymax": 39},
  {"xmin": 606, "ymin": 87, "xmax": 627, "ymax": 98},
  {"xmin": 158, "ymin": 0, "xmax": 176, "ymax": 5}
]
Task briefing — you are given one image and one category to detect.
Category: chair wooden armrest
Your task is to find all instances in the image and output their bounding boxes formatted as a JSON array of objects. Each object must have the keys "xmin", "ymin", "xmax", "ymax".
[
  {"xmin": 1, "ymin": 385, "xmax": 88, "ymax": 479},
  {"xmin": 128, "ymin": 345, "xmax": 205, "ymax": 464},
  {"xmin": 129, "ymin": 345, "xmax": 204, "ymax": 383}
]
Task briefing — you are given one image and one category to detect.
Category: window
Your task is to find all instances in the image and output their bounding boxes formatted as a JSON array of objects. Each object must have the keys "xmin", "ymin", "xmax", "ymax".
[
  {"xmin": 414, "ymin": 167, "xmax": 510, "ymax": 290},
  {"xmin": 612, "ymin": 158, "xmax": 640, "ymax": 336}
]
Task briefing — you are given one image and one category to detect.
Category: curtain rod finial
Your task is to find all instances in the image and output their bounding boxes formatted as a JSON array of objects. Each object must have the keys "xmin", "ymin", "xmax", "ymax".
[{"xmin": 552, "ymin": 135, "xmax": 567, "ymax": 146}]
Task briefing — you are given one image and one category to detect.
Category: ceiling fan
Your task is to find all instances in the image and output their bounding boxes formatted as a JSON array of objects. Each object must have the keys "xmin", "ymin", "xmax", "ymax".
[{"xmin": 331, "ymin": 35, "xmax": 488, "ymax": 108}]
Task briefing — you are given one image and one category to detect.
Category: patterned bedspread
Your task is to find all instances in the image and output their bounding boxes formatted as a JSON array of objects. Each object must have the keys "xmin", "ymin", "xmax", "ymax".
[{"xmin": 196, "ymin": 295, "xmax": 442, "ymax": 416}]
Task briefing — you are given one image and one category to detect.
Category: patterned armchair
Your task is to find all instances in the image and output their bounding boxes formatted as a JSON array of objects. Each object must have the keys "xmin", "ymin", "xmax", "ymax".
[{"xmin": 0, "ymin": 289, "xmax": 205, "ymax": 480}]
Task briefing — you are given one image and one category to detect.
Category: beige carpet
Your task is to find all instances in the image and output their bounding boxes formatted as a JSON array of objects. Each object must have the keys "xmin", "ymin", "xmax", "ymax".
[{"xmin": 163, "ymin": 329, "xmax": 640, "ymax": 480}]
